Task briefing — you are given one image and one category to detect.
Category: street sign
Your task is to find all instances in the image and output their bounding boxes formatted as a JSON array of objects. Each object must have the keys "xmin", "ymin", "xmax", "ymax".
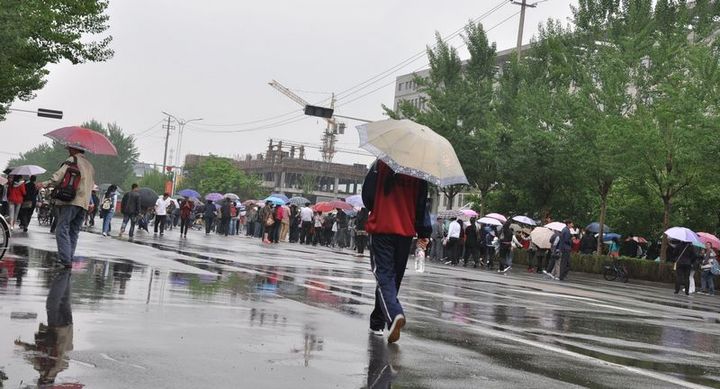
[{"xmin": 37, "ymin": 108, "xmax": 63, "ymax": 119}]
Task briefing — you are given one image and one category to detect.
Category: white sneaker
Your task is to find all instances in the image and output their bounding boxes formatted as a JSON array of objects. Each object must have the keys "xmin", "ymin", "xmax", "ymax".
[
  {"xmin": 102, "ymin": 232, "xmax": 107, "ymax": 237},
  {"xmin": 387, "ymin": 314, "xmax": 405, "ymax": 344},
  {"xmin": 368, "ymin": 328, "xmax": 383, "ymax": 336}
]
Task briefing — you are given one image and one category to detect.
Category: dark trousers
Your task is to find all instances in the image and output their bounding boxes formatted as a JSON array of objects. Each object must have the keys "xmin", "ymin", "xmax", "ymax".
[
  {"xmin": 271, "ymin": 222, "xmax": 281, "ymax": 243},
  {"xmin": 300, "ymin": 221, "xmax": 312, "ymax": 244},
  {"xmin": 675, "ymin": 264, "xmax": 692, "ymax": 294},
  {"xmin": 18, "ymin": 206, "xmax": 34, "ymax": 229},
  {"xmin": 154, "ymin": 215, "xmax": 166, "ymax": 234},
  {"xmin": 180, "ymin": 217, "xmax": 192, "ymax": 235},
  {"xmin": 485, "ymin": 246, "xmax": 495, "ymax": 269},
  {"xmin": 369, "ymin": 234, "xmax": 412, "ymax": 331},
  {"xmin": 220, "ymin": 217, "xmax": 230, "ymax": 236},
  {"xmin": 205, "ymin": 216, "xmax": 214, "ymax": 234},
  {"xmin": 447, "ymin": 237, "xmax": 460, "ymax": 264},
  {"xmin": 356, "ymin": 233, "xmax": 367, "ymax": 254},
  {"xmin": 559, "ymin": 251, "xmax": 571, "ymax": 280},
  {"xmin": 463, "ymin": 244, "xmax": 480, "ymax": 265}
]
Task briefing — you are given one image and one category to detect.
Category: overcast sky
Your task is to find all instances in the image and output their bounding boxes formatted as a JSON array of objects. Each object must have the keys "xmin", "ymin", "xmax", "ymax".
[{"xmin": 1, "ymin": 0, "xmax": 578, "ymax": 169}]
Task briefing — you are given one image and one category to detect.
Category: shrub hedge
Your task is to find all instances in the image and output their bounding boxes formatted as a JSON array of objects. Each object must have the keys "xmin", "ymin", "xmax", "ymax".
[{"xmin": 510, "ymin": 250, "xmax": 680, "ymax": 284}]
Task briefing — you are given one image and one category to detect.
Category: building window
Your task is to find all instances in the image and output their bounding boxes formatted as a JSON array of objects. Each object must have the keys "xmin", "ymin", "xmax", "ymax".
[
  {"xmin": 443, "ymin": 195, "xmax": 448, "ymax": 207},
  {"xmin": 398, "ymin": 83, "xmax": 402, "ymax": 91}
]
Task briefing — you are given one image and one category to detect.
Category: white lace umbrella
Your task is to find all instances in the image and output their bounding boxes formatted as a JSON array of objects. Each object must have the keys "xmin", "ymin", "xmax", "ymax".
[{"xmin": 357, "ymin": 119, "xmax": 468, "ymax": 187}]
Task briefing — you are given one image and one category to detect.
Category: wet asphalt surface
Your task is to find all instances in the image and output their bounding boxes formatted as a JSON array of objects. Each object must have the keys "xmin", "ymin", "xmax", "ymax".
[{"xmin": 2, "ymin": 221, "xmax": 720, "ymax": 388}]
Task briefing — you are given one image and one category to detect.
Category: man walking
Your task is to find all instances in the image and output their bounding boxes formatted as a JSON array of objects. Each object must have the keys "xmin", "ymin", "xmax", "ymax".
[
  {"xmin": 120, "ymin": 184, "xmax": 141, "ymax": 238},
  {"xmin": 45, "ymin": 146, "xmax": 95, "ymax": 268},
  {"xmin": 446, "ymin": 217, "xmax": 462, "ymax": 265},
  {"xmin": 154, "ymin": 193, "xmax": 171, "ymax": 236}
]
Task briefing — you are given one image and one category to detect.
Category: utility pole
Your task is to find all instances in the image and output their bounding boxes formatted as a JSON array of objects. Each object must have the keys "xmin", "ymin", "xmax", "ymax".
[
  {"xmin": 512, "ymin": 0, "xmax": 538, "ymax": 60},
  {"xmin": 161, "ymin": 115, "xmax": 175, "ymax": 174}
]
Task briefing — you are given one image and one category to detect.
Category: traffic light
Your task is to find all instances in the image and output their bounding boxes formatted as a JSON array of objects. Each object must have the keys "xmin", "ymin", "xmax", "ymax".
[{"xmin": 304, "ymin": 104, "xmax": 334, "ymax": 119}]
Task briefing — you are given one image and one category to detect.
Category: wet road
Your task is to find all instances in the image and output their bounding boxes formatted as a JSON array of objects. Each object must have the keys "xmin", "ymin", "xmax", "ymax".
[{"xmin": 2, "ymin": 222, "xmax": 720, "ymax": 388}]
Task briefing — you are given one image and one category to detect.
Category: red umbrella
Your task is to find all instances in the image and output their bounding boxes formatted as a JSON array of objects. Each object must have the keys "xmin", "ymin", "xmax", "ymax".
[
  {"xmin": 314, "ymin": 200, "xmax": 352, "ymax": 212},
  {"xmin": 44, "ymin": 126, "xmax": 118, "ymax": 156},
  {"xmin": 625, "ymin": 236, "xmax": 648, "ymax": 244}
]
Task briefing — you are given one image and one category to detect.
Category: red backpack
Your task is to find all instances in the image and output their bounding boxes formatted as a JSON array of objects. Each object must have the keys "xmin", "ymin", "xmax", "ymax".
[{"xmin": 54, "ymin": 157, "xmax": 81, "ymax": 202}]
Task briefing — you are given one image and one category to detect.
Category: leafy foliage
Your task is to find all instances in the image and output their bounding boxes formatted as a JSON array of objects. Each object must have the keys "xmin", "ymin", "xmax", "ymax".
[
  {"xmin": 0, "ymin": 0, "xmax": 113, "ymax": 120},
  {"xmin": 181, "ymin": 155, "xmax": 263, "ymax": 200}
]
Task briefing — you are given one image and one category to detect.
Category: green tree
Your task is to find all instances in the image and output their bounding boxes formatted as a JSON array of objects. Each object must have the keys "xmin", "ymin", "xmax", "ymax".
[
  {"xmin": 299, "ymin": 174, "xmax": 318, "ymax": 197},
  {"xmin": 182, "ymin": 155, "xmax": 263, "ymax": 200},
  {"xmin": 137, "ymin": 170, "xmax": 167, "ymax": 194},
  {"xmin": 385, "ymin": 22, "xmax": 500, "ymax": 211},
  {"xmin": 0, "ymin": 0, "xmax": 113, "ymax": 120}
]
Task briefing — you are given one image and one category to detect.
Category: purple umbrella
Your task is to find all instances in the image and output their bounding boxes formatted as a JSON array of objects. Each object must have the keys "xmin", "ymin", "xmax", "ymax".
[{"xmin": 205, "ymin": 192, "xmax": 223, "ymax": 202}]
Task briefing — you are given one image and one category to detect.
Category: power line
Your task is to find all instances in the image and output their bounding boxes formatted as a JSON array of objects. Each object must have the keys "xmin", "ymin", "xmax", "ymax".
[
  {"xmin": 334, "ymin": 0, "xmax": 510, "ymax": 102},
  {"xmin": 337, "ymin": 10, "xmax": 521, "ymax": 109},
  {"xmin": 185, "ymin": 1, "xmax": 509, "ymax": 130},
  {"xmin": 184, "ymin": 115, "xmax": 311, "ymax": 134}
]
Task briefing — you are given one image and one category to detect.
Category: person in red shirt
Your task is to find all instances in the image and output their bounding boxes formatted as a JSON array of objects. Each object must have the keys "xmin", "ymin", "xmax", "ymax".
[
  {"xmin": 7, "ymin": 175, "xmax": 27, "ymax": 231},
  {"xmin": 363, "ymin": 160, "xmax": 431, "ymax": 343}
]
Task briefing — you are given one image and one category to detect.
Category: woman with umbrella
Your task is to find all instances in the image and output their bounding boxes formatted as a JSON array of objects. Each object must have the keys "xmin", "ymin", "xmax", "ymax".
[{"xmin": 6, "ymin": 175, "xmax": 26, "ymax": 231}]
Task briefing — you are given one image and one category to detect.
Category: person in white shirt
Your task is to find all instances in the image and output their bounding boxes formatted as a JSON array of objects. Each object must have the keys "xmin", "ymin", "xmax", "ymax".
[
  {"xmin": 154, "ymin": 193, "xmax": 171, "ymax": 235},
  {"xmin": 446, "ymin": 217, "xmax": 462, "ymax": 265},
  {"xmin": 299, "ymin": 203, "xmax": 314, "ymax": 244}
]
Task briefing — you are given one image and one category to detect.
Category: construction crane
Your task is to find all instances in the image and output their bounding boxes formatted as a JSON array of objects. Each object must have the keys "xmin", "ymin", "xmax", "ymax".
[{"xmin": 268, "ymin": 79, "xmax": 345, "ymax": 163}]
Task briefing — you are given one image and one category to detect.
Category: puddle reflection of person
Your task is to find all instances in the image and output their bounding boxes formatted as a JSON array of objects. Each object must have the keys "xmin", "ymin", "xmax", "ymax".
[
  {"xmin": 366, "ymin": 335, "xmax": 399, "ymax": 389},
  {"xmin": 14, "ymin": 269, "xmax": 74, "ymax": 385}
]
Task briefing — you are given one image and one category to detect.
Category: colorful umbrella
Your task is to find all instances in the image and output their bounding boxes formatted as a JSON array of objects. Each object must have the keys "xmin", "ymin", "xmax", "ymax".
[
  {"xmin": 224, "ymin": 193, "xmax": 240, "ymax": 200},
  {"xmin": 314, "ymin": 201, "xmax": 351, "ymax": 212},
  {"xmin": 460, "ymin": 209, "xmax": 479, "ymax": 218},
  {"xmin": 288, "ymin": 196, "xmax": 311, "ymax": 206},
  {"xmin": 205, "ymin": 193, "xmax": 223, "ymax": 202},
  {"xmin": 437, "ymin": 209, "xmax": 462, "ymax": 219},
  {"xmin": 44, "ymin": 126, "xmax": 118, "ymax": 156},
  {"xmin": 345, "ymin": 194, "xmax": 364, "ymax": 208},
  {"xmin": 585, "ymin": 222, "xmax": 611, "ymax": 233},
  {"xmin": 530, "ymin": 227, "xmax": 554, "ymax": 249},
  {"xmin": 9, "ymin": 165, "xmax": 46, "ymax": 176},
  {"xmin": 485, "ymin": 213, "xmax": 507, "ymax": 223},
  {"xmin": 264, "ymin": 196, "xmax": 286, "ymax": 205},
  {"xmin": 242, "ymin": 199, "xmax": 258, "ymax": 206},
  {"xmin": 511, "ymin": 215, "xmax": 536, "ymax": 226},
  {"xmin": 356, "ymin": 119, "xmax": 468, "ymax": 187},
  {"xmin": 544, "ymin": 222, "xmax": 567, "ymax": 232},
  {"xmin": 269, "ymin": 193, "xmax": 289, "ymax": 203},
  {"xmin": 664, "ymin": 227, "xmax": 700, "ymax": 243},
  {"xmin": 697, "ymin": 232, "xmax": 720, "ymax": 250},
  {"xmin": 478, "ymin": 217, "xmax": 503, "ymax": 226},
  {"xmin": 178, "ymin": 189, "xmax": 200, "ymax": 199},
  {"xmin": 602, "ymin": 233, "xmax": 622, "ymax": 242}
]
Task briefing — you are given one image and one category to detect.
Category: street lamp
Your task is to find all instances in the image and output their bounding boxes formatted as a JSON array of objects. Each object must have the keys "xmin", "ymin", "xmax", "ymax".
[{"xmin": 161, "ymin": 111, "xmax": 202, "ymax": 194}]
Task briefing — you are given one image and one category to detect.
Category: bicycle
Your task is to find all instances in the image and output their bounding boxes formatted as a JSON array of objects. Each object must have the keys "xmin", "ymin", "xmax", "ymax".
[
  {"xmin": 603, "ymin": 261, "xmax": 629, "ymax": 283},
  {"xmin": 0, "ymin": 214, "xmax": 9, "ymax": 260}
]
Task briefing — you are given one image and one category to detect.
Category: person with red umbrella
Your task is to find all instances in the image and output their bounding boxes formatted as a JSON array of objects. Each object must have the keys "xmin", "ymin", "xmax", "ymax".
[{"xmin": 44, "ymin": 146, "xmax": 96, "ymax": 268}]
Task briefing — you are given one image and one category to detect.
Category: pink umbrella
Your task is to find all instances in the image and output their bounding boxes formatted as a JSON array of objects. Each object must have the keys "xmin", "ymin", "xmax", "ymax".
[
  {"xmin": 697, "ymin": 232, "xmax": 720, "ymax": 250},
  {"xmin": 45, "ymin": 126, "xmax": 118, "ymax": 156},
  {"xmin": 460, "ymin": 209, "xmax": 478, "ymax": 218},
  {"xmin": 484, "ymin": 213, "xmax": 507, "ymax": 223}
]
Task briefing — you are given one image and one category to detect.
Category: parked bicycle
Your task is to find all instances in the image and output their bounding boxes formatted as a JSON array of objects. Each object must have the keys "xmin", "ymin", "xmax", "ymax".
[
  {"xmin": 0, "ymin": 214, "xmax": 9, "ymax": 260},
  {"xmin": 603, "ymin": 261, "xmax": 629, "ymax": 283}
]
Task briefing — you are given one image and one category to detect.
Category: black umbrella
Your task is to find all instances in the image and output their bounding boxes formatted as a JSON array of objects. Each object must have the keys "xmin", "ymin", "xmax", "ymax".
[
  {"xmin": 585, "ymin": 222, "xmax": 611, "ymax": 233},
  {"xmin": 138, "ymin": 187, "xmax": 158, "ymax": 209}
]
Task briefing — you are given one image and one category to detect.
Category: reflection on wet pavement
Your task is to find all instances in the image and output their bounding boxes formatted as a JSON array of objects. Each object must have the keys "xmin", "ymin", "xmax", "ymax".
[{"xmin": 1, "ymin": 224, "xmax": 719, "ymax": 388}]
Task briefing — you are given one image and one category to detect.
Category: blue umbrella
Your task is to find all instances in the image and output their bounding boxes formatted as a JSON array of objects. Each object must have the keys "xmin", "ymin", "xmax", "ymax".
[
  {"xmin": 264, "ymin": 196, "xmax": 286, "ymax": 205},
  {"xmin": 178, "ymin": 189, "xmax": 200, "ymax": 199},
  {"xmin": 345, "ymin": 194, "xmax": 364, "ymax": 208},
  {"xmin": 269, "ymin": 193, "xmax": 289, "ymax": 203},
  {"xmin": 603, "ymin": 233, "xmax": 622, "ymax": 242}
]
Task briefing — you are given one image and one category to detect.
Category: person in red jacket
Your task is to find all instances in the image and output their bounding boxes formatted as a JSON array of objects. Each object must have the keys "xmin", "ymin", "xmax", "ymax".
[
  {"xmin": 362, "ymin": 160, "xmax": 431, "ymax": 343},
  {"xmin": 7, "ymin": 175, "xmax": 27, "ymax": 231}
]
